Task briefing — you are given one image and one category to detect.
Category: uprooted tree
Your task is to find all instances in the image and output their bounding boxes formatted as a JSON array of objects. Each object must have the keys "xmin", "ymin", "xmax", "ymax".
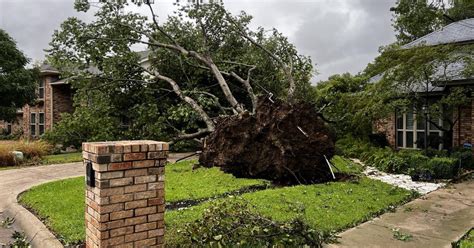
[{"xmin": 47, "ymin": 1, "xmax": 335, "ymax": 184}]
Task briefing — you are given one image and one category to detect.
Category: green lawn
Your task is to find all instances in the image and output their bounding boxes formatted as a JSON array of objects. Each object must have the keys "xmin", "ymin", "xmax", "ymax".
[
  {"xmin": 19, "ymin": 157, "xmax": 416, "ymax": 246},
  {"xmin": 455, "ymin": 229, "xmax": 474, "ymax": 248},
  {"xmin": 166, "ymin": 160, "xmax": 267, "ymax": 202},
  {"xmin": 165, "ymin": 177, "xmax": 415, "ymax": 245},
  {"xmin": 41, "ymin": 152, "xmax": 82, "ymax": 165},
  {"xmin": 331, "ymin": 155, "xmax": 364, "ymax": 175},
  {"xmin": 19, "ymin": 160, "xmax": 266, "ymax": 245}
]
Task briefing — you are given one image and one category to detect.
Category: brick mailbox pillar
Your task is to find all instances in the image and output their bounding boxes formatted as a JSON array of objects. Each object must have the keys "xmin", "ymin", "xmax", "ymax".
[{"xmin": 82, "ymin": 140, "xmax": 168, "ymax": 248}]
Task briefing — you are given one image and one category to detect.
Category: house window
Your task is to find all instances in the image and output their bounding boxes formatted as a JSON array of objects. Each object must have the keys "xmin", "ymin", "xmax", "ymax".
[
  {"xmin": 30, "ymin": 113, "xmax": 36, "ymax": 137},
  {"xmin": 39, "ymin": 113, "xmax": 45, "ymax": 135},
  {"xmin": 396, "ymin": 109, "xmax": 443, "ymax": 149},
  {"xmin": 39, "ymin": 80, "xmax": 45, "ymax": 99}
]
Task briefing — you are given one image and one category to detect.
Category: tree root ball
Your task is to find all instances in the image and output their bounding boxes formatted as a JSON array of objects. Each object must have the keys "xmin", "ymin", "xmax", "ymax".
[{"xmin": 199, "ymin": 97, "xmax": 335, "ymax": 185}]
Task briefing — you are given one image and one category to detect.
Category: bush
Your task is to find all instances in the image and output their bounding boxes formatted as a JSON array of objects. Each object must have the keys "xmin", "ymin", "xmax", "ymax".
[
  {"xmin": 363, "ymin": 147, "xmax": 406, "ymax": 173},
  {"xmin": 335, "ymin": 136, "xmax": 374, "ymax": 158},
  {"xmin": 183, "ymin": 199, "xmax": 335, "ymax": 247},
  {"xmin": 427, "ymin": 157, "xmax": 459, "ymax": 179},
  {"xmin": 15, "ymin": 141, "xmax": 52, "ymax": 159},
  {"xmin": 0, "ymin": 140, "xmax": 52, "ymax": 167},
  {"xmin": 451, "ymin": 148, "xmax": 473, "ymax": 170},
  {"xmin": 0, "ymin": 147, "xmax": 16, "ymax": 166},
  {"xmin": 336, "ymin": 136, "xmax": 463, "ymax": 180}
]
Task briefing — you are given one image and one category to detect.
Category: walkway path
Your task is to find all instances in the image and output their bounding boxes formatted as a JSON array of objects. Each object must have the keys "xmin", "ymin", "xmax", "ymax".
[
  {"xmin": 0, "ymin": 152, "xmax": 196, "ymax": 247},
  {"xmin": 328, "ymin": 177, "xmax": 474, "ymax": 248}
]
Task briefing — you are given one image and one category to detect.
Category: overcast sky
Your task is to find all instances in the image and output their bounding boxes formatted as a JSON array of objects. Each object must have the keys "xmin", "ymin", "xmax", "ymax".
[{"xmin": 0, "ymin": 0, "xmax": 397, "ymax": 83}]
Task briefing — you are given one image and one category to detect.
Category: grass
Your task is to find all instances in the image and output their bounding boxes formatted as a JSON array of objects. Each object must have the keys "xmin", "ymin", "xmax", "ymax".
[
  {"xmin": 19, "ymin": 160, "xmax": 266, "ymax": 245},
  {"xmin": 18, "ymin": 177, "xmax": 85, "ymax": 244},
  {"xmin": 41, "ymin": 152, "xmax": 83, "ymax": 165},
  {"xmin": 19, "ymin": 157, "xmax": 416, "ymax": 246},
  {"xmin": 165, "ymin": 177, "xmax": 415, "ymax": 244},
  {"xmin": 331, "ymin": 155, "xmax": 364, "ymax": 174},
  {"xmin": 166, "ymin": 160, "xmax": 266, "ymax": 202},
  {"xmin": 454, "ymin": 229, "xmax": 474, "ymax": 248}
]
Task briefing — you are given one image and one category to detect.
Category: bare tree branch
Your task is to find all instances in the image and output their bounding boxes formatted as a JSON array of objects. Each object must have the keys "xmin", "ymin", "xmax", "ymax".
[
  {"xmin": 169, "ymin": 128, "xmax": 213, "ymax": 145},
  {"xmin": 145, "ymin": 2, "xmax": 178, "ymax": 45},
  {"xmin": 114, "ymin": 20, "xmax": 244, "ymax": 113},
  {"xmin": 225, "ymin": 14, "xmax": 296, "ymax": 101},
  {"xmin": 187, "ymin": 90, "xmax": 233, "ymax": 115},
  {"xmin": 230, "ymin": 66, "xmax": 257, "ymax": 113},
  {"xmin": 153, "ymin": 72, "xmax": 215, "ymax": 132}
]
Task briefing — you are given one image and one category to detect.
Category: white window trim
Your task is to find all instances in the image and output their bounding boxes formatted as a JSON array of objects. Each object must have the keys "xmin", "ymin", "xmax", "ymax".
[
  {"xmin": 38, "ymin": 79, "xmax": 45, "ymax": 100},
  {"xmin": 30, "ymin": 112, "xmax": 37, "ymax": 137},
  {"xmin": 38, "ymin": 112, "xmax": 45, "ymax": 135},
  {"xmin": 396, "ymin": 110, "xmax": 443, "ymax": 150}
]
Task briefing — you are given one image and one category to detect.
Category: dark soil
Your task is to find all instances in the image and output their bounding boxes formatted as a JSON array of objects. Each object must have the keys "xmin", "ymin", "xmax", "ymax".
[{"xmin": 199, "ymin": 97, "xmax": 335, "ymax": 185}]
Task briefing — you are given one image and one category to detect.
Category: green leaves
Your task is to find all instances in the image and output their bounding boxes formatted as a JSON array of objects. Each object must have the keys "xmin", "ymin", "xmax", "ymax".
[
  {"xmin": 182, "ymin": 198, "xmax": 334, "ymax": 247},
  {"xmin": 46, "ymin": 1, "xmax": 315, "ymax": 146},
  {"xmin": 0, "ymin": 29, "xmax": 38, "ymax": 121}
]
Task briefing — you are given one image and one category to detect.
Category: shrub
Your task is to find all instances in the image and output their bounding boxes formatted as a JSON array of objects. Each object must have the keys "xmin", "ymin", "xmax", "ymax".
[
  {"xmin": 423, "ymin": 147, "xmax": 448, "ymax": 158},
  {"xmin": 398, "ymin": 150, "xmax": 429, "ymax": 169},
  {"xmin": 336, "ymin": 136, "xmax": 464, "ymax": 180},
  {"xmin": 368, "ymin": 133, "xmax": 390, "ymax": 147},
  {"xmin": 335, "ymin": 136, "xmax": 374, "ymax": 158},
  {"xmin": 0, "ymin": 147, "xmax": 16, "ymax": 166},
  {"xmin": 451, "ymin": 148, "xmax": 473, "ymax": 170},
  {"xmin": 15, "ymin": 141, "xmax": 52, "ymax": 159},
  {"xmin": 0, "ymin": 140, "xmax": 52, "ymax": 167},
  {"xmin": 364, "ymin": 148, "xmax": 406, "ymax": 173},
  {"xmin": 427, "ymin": 157, "xmax": 459, "ymax": 179},
  {"xmin": 183, "ymin": 199, "xmax": 335, "ymax": 247}
]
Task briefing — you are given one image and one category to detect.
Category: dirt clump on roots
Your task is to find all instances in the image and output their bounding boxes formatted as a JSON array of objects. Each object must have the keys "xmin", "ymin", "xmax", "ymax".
[{"xmin": 199, "ymin": 97, "xmax": 335, "ymax": 185}]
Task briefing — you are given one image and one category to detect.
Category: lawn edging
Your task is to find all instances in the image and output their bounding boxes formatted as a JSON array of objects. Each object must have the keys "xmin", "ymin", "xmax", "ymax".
[
  {"xmin": 4, "ymin": 198, "xmax": 62, "ymax": 248},
  {"xmin": 0, "ymin": 164, "xmax": 84, "ymax": 247}
]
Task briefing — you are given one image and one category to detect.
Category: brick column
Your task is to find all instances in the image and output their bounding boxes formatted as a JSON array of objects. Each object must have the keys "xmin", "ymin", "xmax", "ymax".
[{"xmin": 82, "ymin": 140, "xmax": 168, "ymax": 248}]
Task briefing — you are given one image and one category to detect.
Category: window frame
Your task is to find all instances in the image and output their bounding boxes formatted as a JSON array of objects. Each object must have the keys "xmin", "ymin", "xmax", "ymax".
[
  {"xmin": 30, "ymin": 112, "xmax": 37, "ymax": 137},
  {"xmin": 38, "ymin": 79, "xmax": 45, "ymax": 100},
  {"xmin": 396, "ymin": 109, "xmax": 443, "ymax": 150},
  {"xmin": 38, "ymin": 112, "xmax": 45, "ymax": 136}
]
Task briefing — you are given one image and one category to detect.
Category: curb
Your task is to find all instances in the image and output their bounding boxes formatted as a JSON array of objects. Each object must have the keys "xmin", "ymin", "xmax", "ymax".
[
  {"xmin": 1, "ymin": 165, "xmax": 86, "ymax": 248},
  {"xmin": 3, "ymin": 187, "xmax": 65, "ymax": 248}
]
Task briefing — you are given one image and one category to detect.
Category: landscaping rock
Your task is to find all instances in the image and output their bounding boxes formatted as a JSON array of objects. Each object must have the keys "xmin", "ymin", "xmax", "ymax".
[
  {"xmin": 199, "ymin": 97, "xmax": 335, "ymax": 185},
  {"xmin": 11, "ymin": 151, "xmax": 23, "ymax": 162},
  {"xmin": 352, "ymin": 159, "xmax": 445, "ymax": 194}
]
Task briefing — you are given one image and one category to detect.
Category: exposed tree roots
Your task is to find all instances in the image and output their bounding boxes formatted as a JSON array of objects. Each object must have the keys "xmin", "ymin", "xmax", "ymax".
[{"xmin": 199, "ymin": 97, "xmax": 336, "ymax": 185}]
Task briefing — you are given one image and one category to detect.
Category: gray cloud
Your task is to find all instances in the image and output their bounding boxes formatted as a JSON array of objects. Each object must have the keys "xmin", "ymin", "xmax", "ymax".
[
  {"xmin": 0, "ymin": 0, "xmax": 94, "ymax": 64},
  {"xmin": 0, "ymin": 0, "xmax": 397, "ymax": 82}
]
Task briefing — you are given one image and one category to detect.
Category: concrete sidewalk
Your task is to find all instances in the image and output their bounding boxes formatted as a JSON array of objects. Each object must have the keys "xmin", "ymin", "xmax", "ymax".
[{"xmin": 328, "ymin": 178, "xmax": 474, "ymax": 248}]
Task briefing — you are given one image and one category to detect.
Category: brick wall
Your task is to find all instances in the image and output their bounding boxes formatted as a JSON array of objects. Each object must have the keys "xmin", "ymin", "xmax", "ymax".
[
  {"xmin": 0, "ymin": 114, "xmax": 23, "ymax": 135},
  {"xmin": 453, "ymin": 98, "xmax": 474, "ymax": 148},
  {"xmin": 373, "ymin": 113, "xmax": 396, "ymax": 148},
  {"xmin": 83, "ymin": 140, "xmax": 168, "ymax": 248},
  {"xmin": 52, "ymin": 84, "xmax": 74, "ymax": 125}
]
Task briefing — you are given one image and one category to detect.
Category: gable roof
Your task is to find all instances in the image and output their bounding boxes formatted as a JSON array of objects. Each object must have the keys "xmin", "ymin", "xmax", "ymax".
[{"xmin": 403, "ymin": 18, "xmax": 474, "ymax": 48}]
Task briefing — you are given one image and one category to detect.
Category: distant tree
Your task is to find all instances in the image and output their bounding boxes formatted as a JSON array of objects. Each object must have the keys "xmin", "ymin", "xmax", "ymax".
[
  {"xmin": 391, "ymin": 0, "xmax": 474, "ymax": 45},
  {"xmin": 0, "ymin": 29, "xmax": 38, "ymax": 121},
  {"xmin": 314, "ymin": 73, "xmax": 372, "ymax": 137}
]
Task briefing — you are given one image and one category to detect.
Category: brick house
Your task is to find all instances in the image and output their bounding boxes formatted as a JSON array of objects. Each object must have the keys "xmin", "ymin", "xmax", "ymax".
[
  {"xmin": 375, "ymin": 18, "xmax": 474, "ymax": 151},
  {"xmin": 0, "ymin": 64, "xmax": 74, "ymax": 138}
]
